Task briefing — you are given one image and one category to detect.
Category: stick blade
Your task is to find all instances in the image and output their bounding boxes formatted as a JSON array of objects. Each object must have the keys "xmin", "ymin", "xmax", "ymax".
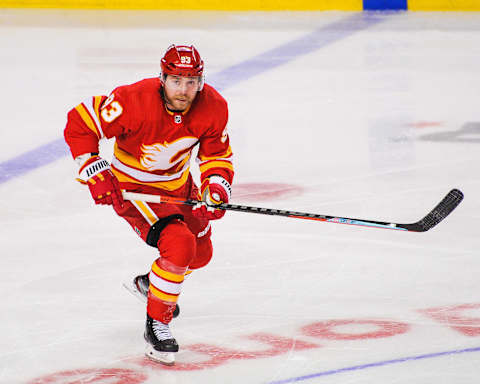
[{"xmin": 403, "ymin": 189, "xmax": 464, "ymax": 232}]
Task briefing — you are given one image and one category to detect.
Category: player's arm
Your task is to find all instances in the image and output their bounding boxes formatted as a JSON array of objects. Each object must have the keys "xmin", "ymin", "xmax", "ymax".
[
  {"xmin": 192, "ymin": 105, "xmax": 234, "ymax": 220},
  {"xmin": 64, "ymin": 93, "xmax": 129, "ymax": 209}
]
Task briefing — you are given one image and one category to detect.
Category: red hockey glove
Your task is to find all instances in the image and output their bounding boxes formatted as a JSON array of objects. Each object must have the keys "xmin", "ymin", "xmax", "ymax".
[
  {"xmin": 77, "ymin": 155, "xmax": 124, "ymax": 209},
  {"xmin": 192, "ymin": 175, "xmax": 231, "ymax": 220}
]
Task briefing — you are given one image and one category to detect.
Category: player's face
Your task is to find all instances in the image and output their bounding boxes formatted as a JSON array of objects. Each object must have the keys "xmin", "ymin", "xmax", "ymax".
[{"xmin": 163, "ymin": 75, "xmax": 201, "ymax": 112}]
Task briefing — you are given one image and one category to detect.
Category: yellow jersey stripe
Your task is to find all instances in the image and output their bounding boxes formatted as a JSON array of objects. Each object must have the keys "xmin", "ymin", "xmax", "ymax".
[
  {"xmin": 199, "ymin": 160, "xmax": 234, "ymax": 174},
  {"xmin": 114, "ymin": 142, "xmax": 145, "ymax": 169},
  {"xmin": 93, "ymin": 96, "xmax": 103, "ymax": 120},
  {"xmin": 135, "ymin": 200, "xmax": 158, "ymax": 225},
  {"xmin": 111, "ymin": 166, "xmax": 191, "ymax": 191},
  {"xmin": 151, "ymin": 262, "xmax": 185, "ymax": 283},
  {"xmin": 75, "ymin": 103, "xmax": 100, "ymax": 139},
  {"xmin": 130, "ymin": 200, "xmax": 155, "ymax": 226},
  {"xmin": 198, "ymin": 146, "xmax": 232, "ymax": 161}
]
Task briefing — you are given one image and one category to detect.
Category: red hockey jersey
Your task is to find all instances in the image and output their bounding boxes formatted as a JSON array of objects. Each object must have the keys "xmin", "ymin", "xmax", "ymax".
[{"xmin": 64, "ymin": 78, "xmax": 233, "ymax": 197}]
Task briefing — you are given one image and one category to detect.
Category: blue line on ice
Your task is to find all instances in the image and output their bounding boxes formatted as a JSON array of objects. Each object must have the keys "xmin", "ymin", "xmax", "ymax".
[
  {"xmin": 0, "ymin": 12, "xmax": 385, "ymax": 184},
  {"xmin": 267, "ymin": 345, "xmax": 480, "ymax": 384}
]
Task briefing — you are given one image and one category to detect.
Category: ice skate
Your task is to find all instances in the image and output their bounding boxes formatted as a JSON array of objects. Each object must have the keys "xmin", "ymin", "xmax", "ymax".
[
  {"xmin": 123, "ymin": 274, "xmax": 180, "ymax": 318},
  {"xmin": 144, "ymin": 314, "xmax": 178, "ymax": 365},
  {"xmin": 123, "ymin": 273, "xmax": 149, "ymax": 303}
]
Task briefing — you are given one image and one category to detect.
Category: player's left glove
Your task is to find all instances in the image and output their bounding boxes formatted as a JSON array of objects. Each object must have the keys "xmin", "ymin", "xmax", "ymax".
[
  {"xmin": 76, "ymin": 154, "xmax": 124, "ymax": 210},
  {"xmin": 192, "ymin": 175, "xmax": 231, "ymax": 220}
]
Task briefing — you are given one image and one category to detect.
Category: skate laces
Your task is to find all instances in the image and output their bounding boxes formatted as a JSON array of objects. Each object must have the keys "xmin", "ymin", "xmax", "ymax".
[{"xmin": 152, "ymin": 319, "xmax": 173, "ymax": 341}]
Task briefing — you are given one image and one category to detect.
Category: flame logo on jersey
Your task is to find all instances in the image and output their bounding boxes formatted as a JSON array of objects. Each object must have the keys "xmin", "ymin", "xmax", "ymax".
[{"xmin": 140, "ymin": 137, "xmax": 198, "ymax": 171}]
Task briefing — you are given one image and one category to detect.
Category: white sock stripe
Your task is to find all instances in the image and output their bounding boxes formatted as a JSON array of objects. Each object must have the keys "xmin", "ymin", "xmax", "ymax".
[{"xmin": 149, "ymin": 271, "xmax": 183, "ymax": 295}]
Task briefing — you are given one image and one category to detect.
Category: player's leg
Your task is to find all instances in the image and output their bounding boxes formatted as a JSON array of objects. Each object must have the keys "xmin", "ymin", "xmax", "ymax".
[
  {"xmin": 129, "ymin": 272, "xmax": 182, "ymax": 317},
  {"xmin": 115, "ymin": 200, "xmax": 195, "ymax": 364},
  {"xmin": 146, "ymin": 216, "xmax": 199, "ymax": 364},
  {"xmin": 136, "ymin": 212, "xmax": 212, "ymax": 328},
  {"xmin": 182, "ymin": 207, "xmax": 214, "ymax": 271},
  {"xmin": 119, "ymin": 202, "xmax": 182, "ymax": 319}
]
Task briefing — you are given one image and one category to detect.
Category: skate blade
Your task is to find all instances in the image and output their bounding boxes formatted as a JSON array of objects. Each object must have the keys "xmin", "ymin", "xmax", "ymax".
[
  {"xmin": 122, "ymin": 281, "xmax": 147, "ymax": 303},
  {"xmin": 145, "ymin": 345, "xmax": 175, "ymax": 365}
]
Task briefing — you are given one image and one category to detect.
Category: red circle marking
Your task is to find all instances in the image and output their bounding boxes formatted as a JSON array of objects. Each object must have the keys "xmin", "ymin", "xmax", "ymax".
[
  {"xmin": 28, "ymin": 368, "xmax": 147, "ymax": 384},
  {"xmin": 301, "ymin": 319, "xmax": 410, "ymax": 340}
]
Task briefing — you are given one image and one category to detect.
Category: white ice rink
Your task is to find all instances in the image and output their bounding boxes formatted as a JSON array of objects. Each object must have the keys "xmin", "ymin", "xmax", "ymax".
[{"xmin": 1, "ymin": 8, "xmax": 480, "ymax": 384}]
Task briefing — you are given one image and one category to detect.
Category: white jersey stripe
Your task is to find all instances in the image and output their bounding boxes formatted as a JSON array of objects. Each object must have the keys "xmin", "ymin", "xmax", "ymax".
[
  {"xmin": 83, "ymin": 97, "xmax": 104, "ymax": 139},
  {"xmin": 112, "ymin": 157, "xmax": 189, "ymax": 183}
]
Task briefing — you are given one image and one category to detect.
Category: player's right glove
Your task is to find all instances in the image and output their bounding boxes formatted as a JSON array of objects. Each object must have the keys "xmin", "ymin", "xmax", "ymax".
[
  {"xmin": 192, "ymin": 175, "xmax": 231, "ymax": 220},
  {"xmin": 77, "ymin": 155, "xmax": 124, "ymax": 210}
]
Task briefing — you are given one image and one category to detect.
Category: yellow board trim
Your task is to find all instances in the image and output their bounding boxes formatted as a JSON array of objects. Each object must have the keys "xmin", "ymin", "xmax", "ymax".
[
  {"xmin": 3, "ymin": 0, "xmax": 480, "ymax": 10},
  {"xmin": 0, "ymin": 0, "xmax": 363, "ymax": 10},
  {"xmin": 149, "ymin": 285, "xmax": 178, "ymax": 302},
  {"xmin": 75, "ymin": 103, "xmax": 100, "ymax": 139},
  {"xmin": 409, "ymin": 0, "xmax": 480, "ymax": 10},
  {"xmin": 199, "ymin": 160, "xmax": 234, "ymax": 174},
  {"xmin": 152, "ymin": 263, "xmax": 185, "ymax": 283}
]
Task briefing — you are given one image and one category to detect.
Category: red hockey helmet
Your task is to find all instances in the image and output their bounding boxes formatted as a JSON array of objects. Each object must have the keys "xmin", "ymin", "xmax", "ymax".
[{"xmin": 160, "ymin": 44, "xmax": 204, "ymax": 90}]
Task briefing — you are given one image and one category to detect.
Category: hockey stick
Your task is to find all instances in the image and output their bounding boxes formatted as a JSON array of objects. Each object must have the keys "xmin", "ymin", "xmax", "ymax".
[{"xmin": 122, "ymin": 189, "xmax": 463, "ymax": 232}]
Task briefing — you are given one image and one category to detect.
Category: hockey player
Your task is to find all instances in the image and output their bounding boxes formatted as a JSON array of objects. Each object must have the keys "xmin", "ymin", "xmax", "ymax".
[{"xmin": 64, "ymin": 44, "xmax": 234, "ymax": 365}]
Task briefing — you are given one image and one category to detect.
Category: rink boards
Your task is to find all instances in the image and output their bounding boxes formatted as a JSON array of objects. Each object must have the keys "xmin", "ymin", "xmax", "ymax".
[{"xmin": 1, "ymin": 0, "xmax": 480, "ymax": 10}]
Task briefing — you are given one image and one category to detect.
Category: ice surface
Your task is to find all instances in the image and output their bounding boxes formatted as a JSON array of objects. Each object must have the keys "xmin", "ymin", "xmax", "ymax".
[{"xmin": 0, "ymin": 9, "xmax": 479, "ymax": 384}]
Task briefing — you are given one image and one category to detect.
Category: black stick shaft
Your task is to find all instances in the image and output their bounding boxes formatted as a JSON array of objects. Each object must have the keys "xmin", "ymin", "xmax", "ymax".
[{"xmin": 122, "ymin": 189, "xmax": 463, "ymax": 232}]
